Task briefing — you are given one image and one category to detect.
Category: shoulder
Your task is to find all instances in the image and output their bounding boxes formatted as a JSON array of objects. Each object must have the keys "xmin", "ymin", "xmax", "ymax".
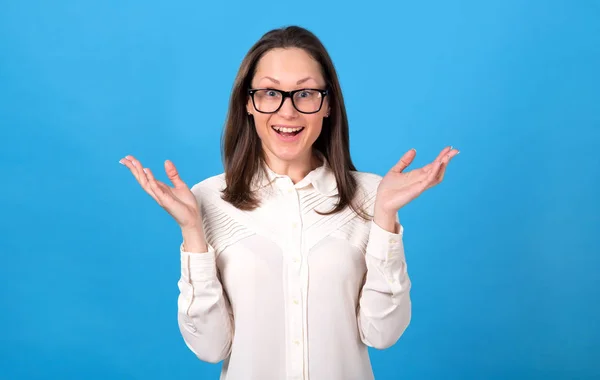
[
  {"xmin": 189, "ymin": 173, "xmax": 226, "ymax": 202},
  {"xmin": 350, "ymin": 170, "xmax": 383, "ymax": 195},
  {"xmin": 349, "ymin": 171, "xmax": 383, "ymax": 213}
]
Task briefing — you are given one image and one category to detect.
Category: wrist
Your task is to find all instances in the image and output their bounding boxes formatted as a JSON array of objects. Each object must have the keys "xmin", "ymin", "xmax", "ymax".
[
  {"xmin": 180, "ymin": 215, "xmax": 202, "ymax": 231},
  {"xmin": 373, "ymin": 206, "xmax": 398, "ymax": 234},
  {"xmin": 181, "ymin": 226, "xmax": 208, "ymax": 253}
]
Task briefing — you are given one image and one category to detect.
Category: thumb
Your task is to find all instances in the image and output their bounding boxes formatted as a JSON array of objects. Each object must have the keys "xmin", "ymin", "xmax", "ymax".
[
  {"xmin": 164, "ymin": 160, "xmax": 188, "ymax": 188},
  {"xmin": 390, "ymin": 148, "xmax": 417, "ymax": 173}
]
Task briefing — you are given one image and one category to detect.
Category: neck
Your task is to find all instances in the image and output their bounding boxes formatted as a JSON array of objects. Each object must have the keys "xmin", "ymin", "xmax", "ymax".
[{"xmin": 263, "ymin": 149, "xmax": 322, "ymax": 184}]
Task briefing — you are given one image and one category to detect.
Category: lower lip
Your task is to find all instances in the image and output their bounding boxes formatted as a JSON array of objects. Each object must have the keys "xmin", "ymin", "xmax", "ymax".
[{"xmin": 272, "ymin": 127, "xmax": 304, "ymax": 142}]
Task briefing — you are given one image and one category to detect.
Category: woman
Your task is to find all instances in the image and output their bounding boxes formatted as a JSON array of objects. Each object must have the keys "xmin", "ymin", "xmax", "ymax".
[{"xmin": 120, "ymin": 25, "xmax": 458, "ymax": 380}]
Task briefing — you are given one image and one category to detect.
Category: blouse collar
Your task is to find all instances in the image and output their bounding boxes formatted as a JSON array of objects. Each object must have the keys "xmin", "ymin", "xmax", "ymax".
[{"xmin": 251, "ymin": 152, "xmax": 338, "ymax": 196}]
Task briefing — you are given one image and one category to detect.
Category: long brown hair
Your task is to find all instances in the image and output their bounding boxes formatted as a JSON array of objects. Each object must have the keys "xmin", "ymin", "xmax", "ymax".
[{"xmin": 221, "ymin": 25, "xmax": 367, "ymax": 218}]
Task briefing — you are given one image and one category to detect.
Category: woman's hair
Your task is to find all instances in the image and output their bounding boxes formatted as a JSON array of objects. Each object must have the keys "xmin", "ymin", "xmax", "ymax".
[{"xmin": 221, "ymin": 25, "xmax": 367, "ymax": 219}]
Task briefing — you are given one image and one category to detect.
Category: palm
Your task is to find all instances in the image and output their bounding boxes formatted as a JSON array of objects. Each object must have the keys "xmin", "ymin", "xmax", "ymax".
[
  {"xmin": 376, "ymin": 146, "xmax": 459, "ymax": 213},
  {"xmin": 378, "ymin": 170, "xmax": 426, "ymax": 211},
  {"xmin": 151, "ymin": 178, "xmax": 199, "ymax": 226},
  {"xmin": 119, "ymin": 155, "xmax": 201, "ymax": 228}
]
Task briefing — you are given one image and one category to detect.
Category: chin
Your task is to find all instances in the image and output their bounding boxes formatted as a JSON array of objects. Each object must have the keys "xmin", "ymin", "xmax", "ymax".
[{"xmin": 270, "ymin": 147, "xmax": 307, "ymax": 162}]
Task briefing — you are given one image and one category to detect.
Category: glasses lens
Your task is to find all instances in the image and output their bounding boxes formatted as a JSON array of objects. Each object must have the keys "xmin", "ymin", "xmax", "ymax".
[
  {"xmin": 293, "ymin": 90, "xmax": 323, "ymax": 113},
  {"xmin": 253, "ymin": 90, "xmax": 282, "ymax": 113}
]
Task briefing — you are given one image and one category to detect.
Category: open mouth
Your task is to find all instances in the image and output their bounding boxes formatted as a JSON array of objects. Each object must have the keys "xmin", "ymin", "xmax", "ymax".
[{"xmin": 271, "ymin": 125, "xmax": 305, "ymax": 137}]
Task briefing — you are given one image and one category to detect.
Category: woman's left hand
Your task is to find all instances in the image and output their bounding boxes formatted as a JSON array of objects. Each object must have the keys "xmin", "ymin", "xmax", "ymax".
[{"xmin": 373, "ymin": 146, "xmax": 459, "ymax": 228}]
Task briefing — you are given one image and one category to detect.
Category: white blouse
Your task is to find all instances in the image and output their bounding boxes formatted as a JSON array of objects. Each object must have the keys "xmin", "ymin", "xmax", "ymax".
[{"xmin": 177, "ymin": 160, "xmax": 411, "ymax": 380}]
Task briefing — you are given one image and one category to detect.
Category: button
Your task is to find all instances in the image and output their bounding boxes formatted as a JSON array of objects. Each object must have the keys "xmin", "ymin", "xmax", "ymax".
[
  {"xmin": 292, "ymin": 222, "xmax": 298, "ymax": 229},
  {"xmin": 389, "ymin": 238, "xmax": 397, "ymax": 244},
  {"xmin": 293, "ymin": 299, "xmax": 299, "ymax": 305},
  {"xmin": 292, "ymin": 257, "xmax": 300, "ymax": 263},
  {"xmin": 294, "ymin": 340, "xmax": 300, "ymax": 345},
  {"xmin": 287, "ymin": 188, "xmax": 294, "ymax": 194}
]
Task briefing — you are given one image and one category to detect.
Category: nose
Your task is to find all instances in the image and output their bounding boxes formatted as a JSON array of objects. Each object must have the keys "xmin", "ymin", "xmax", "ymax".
[{"xmin": 277, "ymin": 96, "xmax": 298, "ymax": 119}]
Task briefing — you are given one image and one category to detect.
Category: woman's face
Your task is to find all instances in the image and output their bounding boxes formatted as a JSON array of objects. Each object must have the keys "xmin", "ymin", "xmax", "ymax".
[{"xmin": 248, "ymin": 47, "xmax": 329, "ymax": 165}]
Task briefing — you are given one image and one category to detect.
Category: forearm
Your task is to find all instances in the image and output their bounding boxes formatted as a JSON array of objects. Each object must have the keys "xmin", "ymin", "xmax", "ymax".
[
  {"xmin": 357, "ymin": 219, "xmax": 412, "ymax": 349},
  {"xmin": 177, "ymin": 245, "xmax": 233, "ymax": 363}
]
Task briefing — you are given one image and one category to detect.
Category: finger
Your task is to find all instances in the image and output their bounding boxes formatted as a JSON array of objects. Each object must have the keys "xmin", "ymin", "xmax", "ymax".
[
  {"xmin": 428, "ymin": 149, "xmax": 459, "ymax": 187},
  {"xmin": 165, "ymin": 160, "xmax": 188, "ymax": 189},
  {"xmin": 436, "ymin": 148, "xmax": 460, "ymax": 183},
  {"xmin": 430, "ymin": 146, "xmax": 453, "ymax": 164},
  {"xmin": 123, "ymin": 155, "xmax": 164, "ymax": 199},
  {"xmin": 120, "ymin": 157, "xmax": 141, "ymax": 182},
  {"xmin": 445, "ymin": 147, "xmax": 460, "ymax": 160},
  {"xmin": 419, "ymin": 147, "xmax": 450, "ymax": 174},
  {"xmin": 126, "ymin": 155, "xmax": 147, "ymax": 183},
  {"xmin": 390, "ymin": 148, "xmax": 417, "ymax": 173},
  {"xmin": 422, "ymin": 146, "xmax": 458, "ymax": 174},
  {"xmin": 121, "ymin": 155, "xmax": 146, "ymax": 185},
  {"xmin": 435, "ymin": 161, "xmax": 448, "ymax": 186},
  {"xmin": 405, "ymin": 160, "xmax": 443, "ymax": 199},
  {"xmin": 144, "ymin": 167, "xmax": 173, "ymax": 207},
  {"xmin": 428, "ymin": 160, "xmax": 444, "ymax": 184},
  {"xmin": 139, "ymin": 168, "xmax": 162, "ymax": 203}
]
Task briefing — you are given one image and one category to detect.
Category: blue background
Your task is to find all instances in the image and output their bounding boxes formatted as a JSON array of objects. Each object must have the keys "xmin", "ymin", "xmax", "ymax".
[{"xmin": 1, "ymin": 0, "xmax": 599, "ymax": 379}]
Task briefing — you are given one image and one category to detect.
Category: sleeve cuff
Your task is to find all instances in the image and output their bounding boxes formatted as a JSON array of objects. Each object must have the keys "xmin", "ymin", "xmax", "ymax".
[
  {"xmin": 180, "ymin": 243, "xmax": 218, "ymax": 282},
  {"xmin": 366, "ymin": 220, "xmax": 405, "ymax": 262}
]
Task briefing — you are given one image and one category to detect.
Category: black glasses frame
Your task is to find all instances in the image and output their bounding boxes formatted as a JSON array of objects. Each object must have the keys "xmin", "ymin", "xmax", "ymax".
[{"xmin": 248, "ymin": 88, "xmax": 329, "ymax": 114}]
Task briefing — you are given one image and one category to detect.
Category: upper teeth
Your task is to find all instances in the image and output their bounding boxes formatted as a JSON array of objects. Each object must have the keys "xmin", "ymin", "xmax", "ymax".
[{"xmin": 273, "ymin": 126, "xmax": 303, "ymax": 133}]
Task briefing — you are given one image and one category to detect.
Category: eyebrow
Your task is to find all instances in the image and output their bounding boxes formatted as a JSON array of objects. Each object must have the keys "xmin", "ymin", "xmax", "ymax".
[{"xmin": 260, "ymin": 76, "xmax": 318, "ymax": 85}]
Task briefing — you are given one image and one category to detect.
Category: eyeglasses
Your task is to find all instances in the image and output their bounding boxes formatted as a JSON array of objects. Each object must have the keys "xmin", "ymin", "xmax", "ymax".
[{"xmin": 248, "ymin": 88, "xmax": 329, "ymax": 114}]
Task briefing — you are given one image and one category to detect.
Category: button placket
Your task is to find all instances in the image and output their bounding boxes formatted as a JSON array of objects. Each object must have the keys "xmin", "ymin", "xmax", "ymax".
[
  {"xmin": 287, "ymin": 187, "xmax": 302, "ymax": 269},
  {"xmin": 284, "ymin": 183, "xmax": 305, "ymax": 379}
]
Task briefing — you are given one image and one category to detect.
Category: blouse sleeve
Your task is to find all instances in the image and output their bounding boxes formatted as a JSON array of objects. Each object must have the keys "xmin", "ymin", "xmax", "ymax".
[
  {"xmin": 177, "ymin": 243, "xmax": 234, "ymax": 363},
  {"xmin": 357, "ymin": 215, "xmax": 412, "ymax": 349}
]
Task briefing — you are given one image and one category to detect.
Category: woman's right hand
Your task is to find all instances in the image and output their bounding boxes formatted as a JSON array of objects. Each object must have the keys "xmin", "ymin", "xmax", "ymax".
[{"xmin": 119, "ymin": 155, "xmax": 202, "ymax": 230}]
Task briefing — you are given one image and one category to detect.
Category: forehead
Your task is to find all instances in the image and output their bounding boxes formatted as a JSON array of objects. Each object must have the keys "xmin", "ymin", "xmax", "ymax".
[{"xmin": 253, "ymin": 48, "xmax": 325, "ymax": 85}]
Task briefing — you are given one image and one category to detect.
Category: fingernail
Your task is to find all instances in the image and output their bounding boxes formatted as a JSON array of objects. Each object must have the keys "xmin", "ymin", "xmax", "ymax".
[
  {"xmin": 132, "ymin": 161, "xmax": 136, "ymax": 167},
  {"xmin": 143, "ymin": 168, "xmax": 148, "ymax": 174},
  {"xmin": 412, "ymin": 148, "xmax": 417, "ymax": 153},
  {"xmin": 118, "ymin": 159, "xmax": 124, "ymax": 165}
]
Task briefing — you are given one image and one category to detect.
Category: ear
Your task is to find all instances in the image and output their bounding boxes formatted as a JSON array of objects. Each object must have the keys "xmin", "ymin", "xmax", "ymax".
[{"xmin": 246, "ymin": 97, "xmax": 253, "ymax": 115}]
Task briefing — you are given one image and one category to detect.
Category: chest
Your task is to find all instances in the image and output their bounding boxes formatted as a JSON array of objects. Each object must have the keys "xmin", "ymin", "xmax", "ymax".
[{"xmin": 204, "ymin": 190, "xmax": 372, "ymax": 299}]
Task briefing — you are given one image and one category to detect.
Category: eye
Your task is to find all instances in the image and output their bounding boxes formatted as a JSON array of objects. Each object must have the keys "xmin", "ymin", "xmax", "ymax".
[{"xmin": 266, "ymin": 90, "xmax": 279, "ymax": 97}]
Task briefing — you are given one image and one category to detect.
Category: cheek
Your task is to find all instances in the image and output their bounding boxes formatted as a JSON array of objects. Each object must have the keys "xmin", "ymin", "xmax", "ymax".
[
  {"xmin": 305, "ymin": 116, "xmax": 324, "ymax": 139},
  {"xmin": 252, "ymin": 114, "xmax": 272, "ymax": 140}
]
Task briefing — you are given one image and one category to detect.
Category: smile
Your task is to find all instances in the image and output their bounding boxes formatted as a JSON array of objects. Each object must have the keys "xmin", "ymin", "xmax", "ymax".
[
  {"xmin": 271, "ymin": 125, "xmax": 305, "ymax": 142},
  {"xmin": 271, "ymin": 125, "xmax": 305, "ymax": 136}
]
